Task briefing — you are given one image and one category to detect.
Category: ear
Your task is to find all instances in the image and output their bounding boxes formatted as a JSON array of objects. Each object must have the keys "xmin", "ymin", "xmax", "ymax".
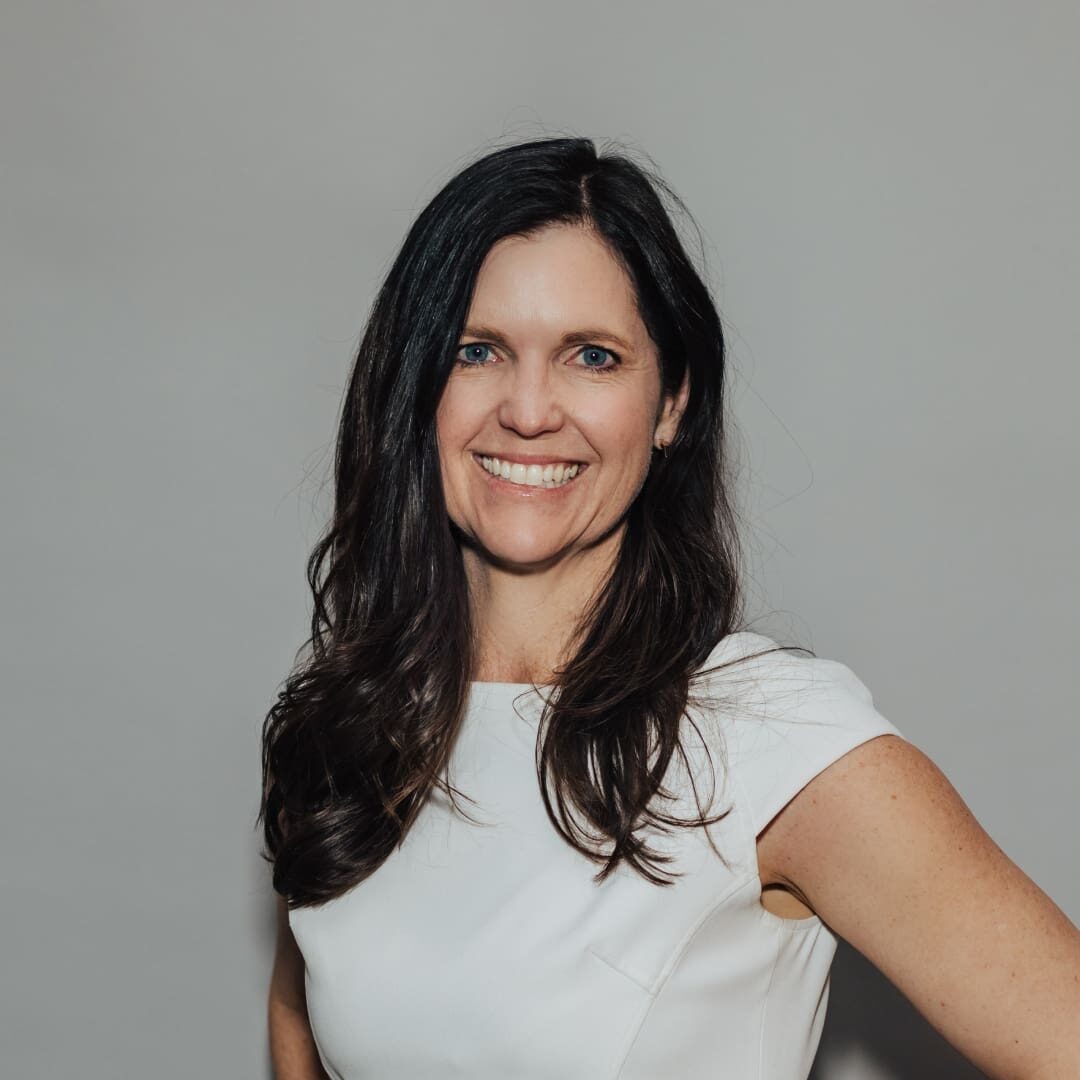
[{"xmin": 655, "ymin": 370, "xmax": 689, "ymax": 447}]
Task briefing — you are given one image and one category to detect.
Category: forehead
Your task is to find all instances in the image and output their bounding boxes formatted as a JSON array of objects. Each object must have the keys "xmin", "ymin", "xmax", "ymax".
[{"xmin": 467, "ymin": 225, "xmax": 645, "ymax": 341}]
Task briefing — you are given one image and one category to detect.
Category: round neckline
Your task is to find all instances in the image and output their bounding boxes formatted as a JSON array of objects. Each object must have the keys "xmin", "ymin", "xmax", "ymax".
[
  {"xmin": 465, "ymin": 632, "xmax": 765, "ymax": 696},
  {"xmin": 469, "ymin": 680, "xmax": 554, "ymax": 690},
  {"xmin": 466, "ymin": 680, "xmax": 552, "ymax": 723}
]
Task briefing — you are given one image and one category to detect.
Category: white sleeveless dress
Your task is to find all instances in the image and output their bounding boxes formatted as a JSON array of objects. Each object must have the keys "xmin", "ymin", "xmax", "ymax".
[{"xmin": 288, "ymin": 631, "xmax": 908, "ymax": 1079}]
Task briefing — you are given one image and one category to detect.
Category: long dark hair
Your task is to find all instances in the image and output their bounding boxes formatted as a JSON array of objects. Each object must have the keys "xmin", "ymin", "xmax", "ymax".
[{"xmin": 259, "ymin": 136, "xmax": 791, "ymax": 908}]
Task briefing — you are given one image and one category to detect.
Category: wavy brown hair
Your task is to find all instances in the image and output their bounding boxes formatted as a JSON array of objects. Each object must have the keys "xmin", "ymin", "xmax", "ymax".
[{"xmin": 258, "ymin": 136, "xmax": 794, "ymax": 908}]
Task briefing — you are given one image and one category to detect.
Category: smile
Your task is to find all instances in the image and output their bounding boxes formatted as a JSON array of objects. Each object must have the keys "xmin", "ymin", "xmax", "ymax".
[{"xmin": 472, "ymin": 453, "xmax": 587, "ymax": 491}]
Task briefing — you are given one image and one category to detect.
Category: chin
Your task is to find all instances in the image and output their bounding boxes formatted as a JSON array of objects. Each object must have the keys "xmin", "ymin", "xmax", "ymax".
[{"xmin": 473, "ymin": 532, "xmax": 569, "ymax": 571}]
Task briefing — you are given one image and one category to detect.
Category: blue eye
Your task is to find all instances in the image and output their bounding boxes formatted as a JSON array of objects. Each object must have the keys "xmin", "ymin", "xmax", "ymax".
[
  {"xmin": 578, "ymin": 345, "xmax": 619, "ymax": 372},
  {"xmin": 456, "ymin": 343, "xmax": 494, "ymax": 365}
]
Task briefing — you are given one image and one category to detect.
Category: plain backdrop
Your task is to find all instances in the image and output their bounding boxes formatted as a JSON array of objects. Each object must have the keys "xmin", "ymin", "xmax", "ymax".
[{"xmin": 2, "ymin": 2, "xmax": 1077, "ymax": 1077}]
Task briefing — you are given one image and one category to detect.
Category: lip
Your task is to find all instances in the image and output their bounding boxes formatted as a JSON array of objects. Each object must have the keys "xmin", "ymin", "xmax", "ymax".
[
  {"xmin": 471, "ymin": 451, "xmax": 587, "ymax": 466},
  {"xmin": 471, "ymin": 452, "xmax": 588, "ymax": 493}
]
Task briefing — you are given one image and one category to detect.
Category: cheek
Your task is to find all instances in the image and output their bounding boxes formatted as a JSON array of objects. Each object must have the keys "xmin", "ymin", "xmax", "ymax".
[
  {"xmin": 434, "ymin": 387, "xmax": 482, "ymax": 508},
  {"xmin": 435, "ymin": 386, "xmax": 474, "ymax": 457},
  {"xmin": 586, "ymin": 397, "xmax": 655, "ymax": 463}
]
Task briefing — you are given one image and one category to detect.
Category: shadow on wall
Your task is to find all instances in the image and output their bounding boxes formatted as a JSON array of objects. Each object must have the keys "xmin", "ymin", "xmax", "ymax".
[{"xmin": 810, "ymin": 940, "xmax": 988, "ymax": 1079}]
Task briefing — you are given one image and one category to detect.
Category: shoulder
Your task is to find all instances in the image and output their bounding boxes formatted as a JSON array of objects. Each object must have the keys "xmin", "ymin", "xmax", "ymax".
[
  {"xmin": 691, "ymin": 632, "xmax": 909, "ymax": 840},
  {"xmin": 756, "ymin": 728, "xmax": 914, "ymax": 887}
]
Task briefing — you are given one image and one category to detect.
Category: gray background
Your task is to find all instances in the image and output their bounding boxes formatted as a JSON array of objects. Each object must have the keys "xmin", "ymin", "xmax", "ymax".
[{"xmin": 3, "ymin": 2, "xmax": 1076, "ymax": 1077}]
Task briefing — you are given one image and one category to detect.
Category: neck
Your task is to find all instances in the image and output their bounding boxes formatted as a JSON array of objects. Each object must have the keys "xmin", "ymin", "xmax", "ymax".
[{"xmin": 463, "ymin": 530, "xmax": 622, "ymax": 684}]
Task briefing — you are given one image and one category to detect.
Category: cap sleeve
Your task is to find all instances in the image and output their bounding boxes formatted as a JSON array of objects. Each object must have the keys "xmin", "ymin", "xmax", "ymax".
[{"xmin": 702, "ymin": 635, "xmax": 909, "ymax": 838}]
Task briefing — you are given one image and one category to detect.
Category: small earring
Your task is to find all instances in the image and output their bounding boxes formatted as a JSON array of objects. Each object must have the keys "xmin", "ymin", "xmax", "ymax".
[{"xmin": 655, "ymin": 440, "xmax": 668, "ymax": 457}]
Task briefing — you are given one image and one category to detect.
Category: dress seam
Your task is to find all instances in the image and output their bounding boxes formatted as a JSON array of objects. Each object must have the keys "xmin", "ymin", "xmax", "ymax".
[
  {"xmin": 756, "ymin": 922, "xmax": 783, "ymax": 1080},
  {"xmin": 608, "ymin": 872, "xmax": 759, "ymax": 1078}
]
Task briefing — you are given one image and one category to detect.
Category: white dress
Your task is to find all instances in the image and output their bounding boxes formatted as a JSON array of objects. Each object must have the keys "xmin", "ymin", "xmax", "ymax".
[{"xmin": 289, "ymin": 631, "xmax": 909, "ymax": 1079}]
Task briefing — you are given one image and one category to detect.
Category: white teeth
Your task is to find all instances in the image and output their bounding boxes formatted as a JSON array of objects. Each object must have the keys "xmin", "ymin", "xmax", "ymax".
[{"xmin": 477, "ymin": 455, "xmax": 582, "ymax": 488}]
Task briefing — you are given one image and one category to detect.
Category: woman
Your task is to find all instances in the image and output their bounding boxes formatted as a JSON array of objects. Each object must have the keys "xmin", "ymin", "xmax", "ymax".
[{"xmin": 260, "ymin": 137, "xmax": 1080, "ymax": 1078}]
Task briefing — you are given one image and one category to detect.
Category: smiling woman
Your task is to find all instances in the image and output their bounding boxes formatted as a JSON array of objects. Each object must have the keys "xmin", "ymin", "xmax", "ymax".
[{"xmin": 258, "ymin": 137, "xmax": 1080, "ymax": 1080}]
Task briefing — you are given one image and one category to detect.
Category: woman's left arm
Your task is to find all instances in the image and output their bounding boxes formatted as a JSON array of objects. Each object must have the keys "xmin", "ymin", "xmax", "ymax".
[{"xmin": 764, "ymin": 733, "xmax": 1080, "ymax": 1079}]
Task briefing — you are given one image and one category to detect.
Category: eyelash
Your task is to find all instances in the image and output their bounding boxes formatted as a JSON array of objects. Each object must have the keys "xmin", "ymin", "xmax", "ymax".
[{"xmin": 454, "ymin": 342, "xmax": 622, "ymax": 374}]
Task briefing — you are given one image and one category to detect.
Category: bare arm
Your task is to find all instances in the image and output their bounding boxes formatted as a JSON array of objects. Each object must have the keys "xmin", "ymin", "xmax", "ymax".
[
  {"xmin": 269, "ymin": 894, "xmax": 330, "ymax": 1080},
  {"xmin": 764, "ymin": 734, "xmax": 1080, "ymax": 1078}
]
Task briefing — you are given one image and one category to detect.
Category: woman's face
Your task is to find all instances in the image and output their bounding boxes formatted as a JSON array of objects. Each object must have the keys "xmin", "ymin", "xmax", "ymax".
[{"xmin": 436, "ymin": 223, "xmax": 686, "ymax": 572}]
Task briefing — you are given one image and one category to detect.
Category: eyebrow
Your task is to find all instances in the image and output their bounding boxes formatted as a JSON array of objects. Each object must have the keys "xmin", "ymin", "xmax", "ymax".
[{"xmin": 462, "ymin": 324, "xmax": 635, "ymax": 353}]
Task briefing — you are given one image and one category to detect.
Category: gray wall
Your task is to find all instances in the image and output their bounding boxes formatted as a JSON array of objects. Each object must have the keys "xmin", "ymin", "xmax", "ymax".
[{"xmin": 3, "ymin": 2, "xmax": 1076, "ymax": 1077}]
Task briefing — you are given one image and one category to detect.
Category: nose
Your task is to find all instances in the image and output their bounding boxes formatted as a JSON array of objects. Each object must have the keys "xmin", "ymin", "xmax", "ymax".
[{"xmin": 496, "ymin": 356, "xmax": 565, "ymax": 437}]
